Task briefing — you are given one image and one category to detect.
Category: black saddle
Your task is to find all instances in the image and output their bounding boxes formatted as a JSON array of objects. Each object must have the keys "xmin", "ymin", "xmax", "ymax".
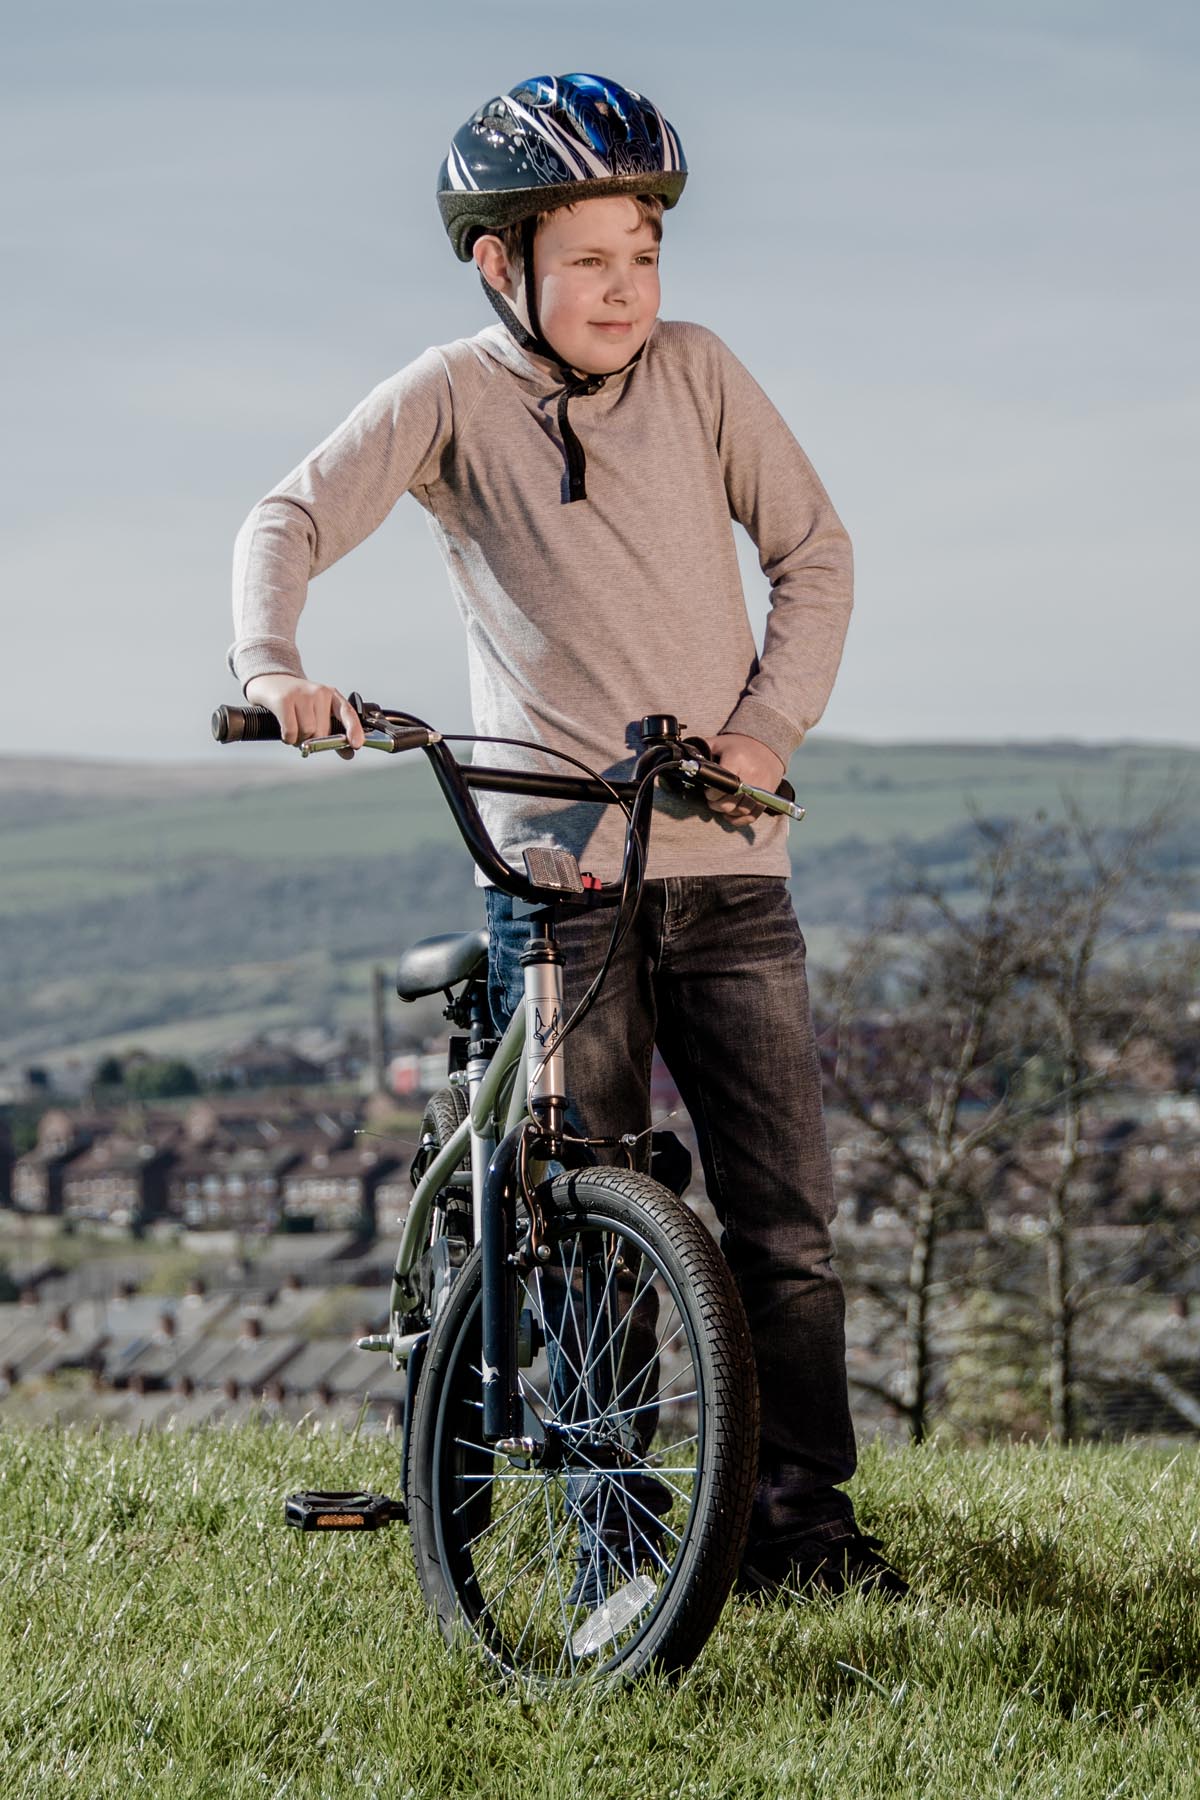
[{"xmin": 395, "ymin": 929, "xmax": 489, "ymax": 1002}]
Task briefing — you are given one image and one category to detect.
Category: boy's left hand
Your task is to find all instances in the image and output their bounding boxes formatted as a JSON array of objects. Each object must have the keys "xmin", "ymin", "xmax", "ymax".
[{"xmin": 707, "ymin": 734, "xmax": 786, "ymax": 822}]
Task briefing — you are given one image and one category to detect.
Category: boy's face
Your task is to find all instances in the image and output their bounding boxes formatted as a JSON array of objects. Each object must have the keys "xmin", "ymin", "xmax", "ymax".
[{"xmin": 505, "ymin": 196, "xmax": 662, "ymax": 376}]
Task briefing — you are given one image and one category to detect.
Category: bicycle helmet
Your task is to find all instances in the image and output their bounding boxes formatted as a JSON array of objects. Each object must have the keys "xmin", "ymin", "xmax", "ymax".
[
  {"xmin": 437, "ymin": 73, "xmax": 687, "ymax": 262},
  {"xmin": 439, "ymin": 74, "xmax": 687, "ymax": 504}
]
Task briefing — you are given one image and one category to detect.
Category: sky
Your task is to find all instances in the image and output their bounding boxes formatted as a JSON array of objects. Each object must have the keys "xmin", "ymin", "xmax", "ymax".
[{"xmin": 4, "ymin": 0, "xmax": 1198, "ymax": 760}]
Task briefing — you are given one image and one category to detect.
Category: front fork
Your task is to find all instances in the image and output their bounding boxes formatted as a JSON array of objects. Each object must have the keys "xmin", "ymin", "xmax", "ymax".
[{"xmin": 481, "ymin": 920, "xmax": 566, "ymax": 1446}]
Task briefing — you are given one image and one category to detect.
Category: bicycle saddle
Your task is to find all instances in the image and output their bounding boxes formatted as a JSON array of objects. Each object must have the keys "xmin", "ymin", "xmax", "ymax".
[{"xmin": 395, "ymin": 929, "xmax": 489, "ymax": 1002}]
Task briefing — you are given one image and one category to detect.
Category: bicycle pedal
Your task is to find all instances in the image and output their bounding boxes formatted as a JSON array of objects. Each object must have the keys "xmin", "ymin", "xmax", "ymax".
[{"xmin": 284, "ymin": 1490, "xmax": 406, "ymax": 1531}]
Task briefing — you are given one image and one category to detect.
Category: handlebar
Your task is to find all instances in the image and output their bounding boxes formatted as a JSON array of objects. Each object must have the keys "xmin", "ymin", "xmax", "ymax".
[
  {"xmin": 211, "ymin": 703, "xmax": 285, "ymax": 743},
  {"xmin": 211, "ymin": 699, "xmax": 804, "ymax": 908}
]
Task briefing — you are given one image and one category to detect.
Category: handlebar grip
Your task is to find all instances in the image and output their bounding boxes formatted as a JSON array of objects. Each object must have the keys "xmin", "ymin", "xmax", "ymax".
[
  {"xmin": 212, "ymin": 704, "xmax": 283, "ymax": 744},
  {"xmin": 694, "ymin": 760, "xmax": 742, "ymax": 796},
  {"xmin": 691, "ymin": 759, "xmax": 797, "ymax": 804},
  {"xmin": 682, "ymin": 736, "xmax": 794, "ymax": 804}
]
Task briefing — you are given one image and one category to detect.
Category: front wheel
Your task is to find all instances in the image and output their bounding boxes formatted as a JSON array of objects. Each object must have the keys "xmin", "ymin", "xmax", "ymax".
[{"xmin": 408, "ymin": 1168, "xmax": 759, "ymax": 1685}]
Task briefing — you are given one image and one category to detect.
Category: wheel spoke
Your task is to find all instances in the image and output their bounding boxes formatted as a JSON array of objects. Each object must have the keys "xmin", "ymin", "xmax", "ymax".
[
  {"xmin": 554, "ymin": 1230, "xmax": 625, "ymax": 1427},
  {"xmin": 482, "ymin": 1489, "xmax": 576, "ymax": 1624},
  {"xmin": 609, "ymin": 1390, "xmax": 698, "ymax": 1420},
  {"xmin": 540, "ymin": 1482, "xmax": 581, "ymax": 1683},
  {"xmin": 411, "ymin": 1177, "xmax": 755, "ymax": 1684},
  {"xmin": 458, "ymin": 1477, "xmax": 547, "ymax": 1570}
]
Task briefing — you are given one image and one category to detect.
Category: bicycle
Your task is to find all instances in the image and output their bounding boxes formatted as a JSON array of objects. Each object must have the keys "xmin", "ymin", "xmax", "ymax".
[{"xmin": 213, "ymin": 697, "xmax": 806, "ymax": 1684}]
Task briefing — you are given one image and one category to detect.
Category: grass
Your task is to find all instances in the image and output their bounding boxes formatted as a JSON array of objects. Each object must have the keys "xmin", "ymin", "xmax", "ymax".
[{"xmin": 1, "ymin": 1428, "xmax": 1198, "ymax": 1799}]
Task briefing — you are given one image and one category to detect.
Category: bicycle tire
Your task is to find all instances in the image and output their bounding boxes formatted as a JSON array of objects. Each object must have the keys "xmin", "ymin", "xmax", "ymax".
[
  {"xmin": 419, "ymin": 1086, "xmax": 470, "ymax": 1175},
  {"xmin": 401, "ymin": 1086, "xmax": 473, "ymax": 1337},
  {"xmin": 408, "ymin": 1167, "xmax": 759, "ymax": 1685}
]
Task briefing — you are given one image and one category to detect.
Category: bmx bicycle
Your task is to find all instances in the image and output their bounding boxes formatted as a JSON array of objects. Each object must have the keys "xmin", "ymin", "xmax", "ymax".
[{"xmin": 213, "ymin": 697, "xmax": 805, "ymax": 1684}]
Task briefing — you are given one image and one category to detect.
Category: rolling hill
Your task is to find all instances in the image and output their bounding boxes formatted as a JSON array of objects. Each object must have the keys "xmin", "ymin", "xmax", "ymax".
[{"xmin": 2, "ymin": 738, "xmax": 1195, "ymax": 1070}]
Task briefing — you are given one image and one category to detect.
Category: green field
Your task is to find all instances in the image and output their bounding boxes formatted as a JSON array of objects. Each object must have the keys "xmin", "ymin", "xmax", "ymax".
[
  {"xmin": 4, "ymin": 740, "xmax": 1195, "ymax": 891},
  {"xmin": 1, "ymin": 1426, "xmax": 1196, "ymax": 1798},
  {"xmin": 2, "ymin": 739, "xmax": 1196, "ymax": 1066}
]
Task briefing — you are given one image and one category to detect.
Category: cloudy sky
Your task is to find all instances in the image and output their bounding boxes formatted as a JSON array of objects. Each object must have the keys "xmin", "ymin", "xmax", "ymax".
[{"xmin": 5, "ymin": 0, "xmax": 1197, "ymax": 759}]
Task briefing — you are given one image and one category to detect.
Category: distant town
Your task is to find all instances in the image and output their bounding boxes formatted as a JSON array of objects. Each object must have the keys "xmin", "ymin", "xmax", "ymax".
[{"xmin": 2, "ymin": 1011, "xmax": 1198, "ymax": 1441}]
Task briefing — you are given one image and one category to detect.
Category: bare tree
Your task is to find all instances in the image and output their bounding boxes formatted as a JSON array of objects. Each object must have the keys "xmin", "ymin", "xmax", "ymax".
[
  {"xmin": 832, "ymin": 825, "xmax": 1053, "ymax": 1440},
  {"xmin": 829, "ymin": 798, "xmax": 1196, "ymax": 1443},
  {"xmin": 999, "ymin": 804, "xmax": 1197, "ymax": 1440}
]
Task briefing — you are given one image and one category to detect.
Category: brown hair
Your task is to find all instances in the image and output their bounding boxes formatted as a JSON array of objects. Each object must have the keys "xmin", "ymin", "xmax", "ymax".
[{"xmin": 496, "ymin": 194, "xmax": 664, "ymax": 267}]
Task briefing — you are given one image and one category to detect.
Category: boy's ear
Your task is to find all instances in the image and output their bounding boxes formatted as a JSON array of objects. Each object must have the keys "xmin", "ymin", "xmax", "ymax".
[{"xmin": 472, "ymin": 233, "xmax": 516, "ymax": 296}]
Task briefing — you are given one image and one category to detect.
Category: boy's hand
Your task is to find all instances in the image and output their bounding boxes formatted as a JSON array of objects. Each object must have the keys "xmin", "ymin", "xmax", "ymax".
[
  {"xmin": 706, "ymin": 733, "xmax": 786, "ymax": 822},
  {"xmin": 243, "ymin": 674, "xmax": 365, "ymax": 754}
]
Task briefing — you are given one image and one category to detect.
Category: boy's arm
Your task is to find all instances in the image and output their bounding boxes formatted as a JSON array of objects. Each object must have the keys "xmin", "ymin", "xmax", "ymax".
[
  {"xmin": 705, "ymin": 331, "xmax": 854, "ymax": 776},
  {"xmin": 230, "ymin": 348, "xmax": 456, "ymax": 740}
]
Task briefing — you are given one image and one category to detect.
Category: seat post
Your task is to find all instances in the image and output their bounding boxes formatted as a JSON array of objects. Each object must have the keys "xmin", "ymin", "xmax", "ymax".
[
  {"xmin": 466, "ymin": 978, "xmax": 496, "ymax": 1241},
  {"xmin": 520, "ymin": 913, "xmax": 565, "ymax": 1151}
]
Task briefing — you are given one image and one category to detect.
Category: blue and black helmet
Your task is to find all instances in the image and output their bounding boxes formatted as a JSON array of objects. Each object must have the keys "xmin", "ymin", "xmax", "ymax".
[{"xmin": 438, "ymin": 73, "xmax": 687, "ymax": 261}]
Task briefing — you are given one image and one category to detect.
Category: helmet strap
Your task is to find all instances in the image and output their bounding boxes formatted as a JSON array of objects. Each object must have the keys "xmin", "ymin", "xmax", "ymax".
[
  {"xmin": 478, "ymin": 214, "xmax": 646, "ymax": 505},
  {"xmin": 520, "ymin": 216, "xmax": 545, "ymax": 349},
  {"xmin": 476, "ymin": 216, "xmax": 559, "ymax": 367}
]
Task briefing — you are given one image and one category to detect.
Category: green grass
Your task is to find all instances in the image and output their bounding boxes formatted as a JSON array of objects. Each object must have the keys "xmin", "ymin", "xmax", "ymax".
[{"xmin": 1, "ymin": 1428, "xmax": 1197, "ymax": 1799}]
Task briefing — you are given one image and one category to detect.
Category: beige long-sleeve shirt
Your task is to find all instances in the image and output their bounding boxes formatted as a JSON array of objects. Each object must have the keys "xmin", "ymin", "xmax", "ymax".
[{"xmin": 230, "ymin": 319, "xmax": 852, "ymax": 879}]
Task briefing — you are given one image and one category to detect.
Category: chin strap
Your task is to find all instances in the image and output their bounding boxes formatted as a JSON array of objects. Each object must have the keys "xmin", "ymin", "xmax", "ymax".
[{"xmin": 479, "ymin": 216, "xmax": 644, "ymax": 504}]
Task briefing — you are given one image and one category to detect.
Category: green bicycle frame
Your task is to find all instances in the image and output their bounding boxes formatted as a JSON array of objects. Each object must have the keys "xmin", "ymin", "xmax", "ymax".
[{"xmin": 386, "ymin": 995, "xmax": 530, "ymax": 1351}]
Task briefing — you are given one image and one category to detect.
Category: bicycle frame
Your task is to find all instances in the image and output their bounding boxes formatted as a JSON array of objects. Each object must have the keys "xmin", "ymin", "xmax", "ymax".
[
  {"xmin": 215, "ymin": 700, "xmax": 803, "ymax": 1452},
  {"xmin": 386, "ymin": 914, "xmax": 589, "ymax": 1450},
  {"xmin": 387, "ymin": 995, "xmax": 528, "ymax": 1344}
]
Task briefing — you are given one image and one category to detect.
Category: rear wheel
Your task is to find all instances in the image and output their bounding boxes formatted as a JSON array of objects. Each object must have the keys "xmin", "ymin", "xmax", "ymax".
[
  {"xmin": 397, "ymin": 1086, "xmax": 472, "ymax": 1337},
  {"xmin": 408, "ymin": 1168, "xmax": 759, "ymax": 1685},
  {"xmin": 419, "ymin": 1086, "xmax": 470, "ymax": 1174}
]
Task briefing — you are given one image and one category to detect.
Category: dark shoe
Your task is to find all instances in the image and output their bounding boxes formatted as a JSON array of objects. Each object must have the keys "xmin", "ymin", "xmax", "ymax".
[
  {"xmin": 567, "ymin": 1471, "xmax": 673, "ymax": 1611},
  {"xmin": 738, "ymin": 1525, "xmax": 908, "ymax": 1602}
]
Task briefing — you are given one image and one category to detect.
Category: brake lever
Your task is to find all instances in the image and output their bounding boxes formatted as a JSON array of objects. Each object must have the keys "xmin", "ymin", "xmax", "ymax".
[
  {"xmin": 738, "ymin": 780, "xmax": 806, "ymax": 823},
  {"xmin": 299, "ymin": 726, "xmax": 441, "ymax": 758}
]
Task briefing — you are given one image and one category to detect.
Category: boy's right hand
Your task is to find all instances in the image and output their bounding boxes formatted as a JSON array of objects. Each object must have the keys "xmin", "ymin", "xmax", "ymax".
[{"xmin": 243, "ymin": 674, "xmax": 366, "ymax": 753}]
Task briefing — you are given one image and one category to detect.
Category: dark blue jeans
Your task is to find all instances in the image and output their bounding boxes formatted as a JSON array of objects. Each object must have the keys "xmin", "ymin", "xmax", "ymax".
[{"xmin": 485, "ymin": 875, "xmax": 858, "ymax": 1541}]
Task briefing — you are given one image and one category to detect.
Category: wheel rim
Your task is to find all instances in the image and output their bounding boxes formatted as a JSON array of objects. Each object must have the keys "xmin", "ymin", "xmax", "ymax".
[{"xmin": 429, "ymin": 1208, "xmax": 707, "ymax": 1681}]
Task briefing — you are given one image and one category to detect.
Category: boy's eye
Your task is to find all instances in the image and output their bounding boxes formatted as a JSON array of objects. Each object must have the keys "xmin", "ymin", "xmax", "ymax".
[{"xmin": 569, "ymin": 252, "xmax": 658, "ymax": 268}]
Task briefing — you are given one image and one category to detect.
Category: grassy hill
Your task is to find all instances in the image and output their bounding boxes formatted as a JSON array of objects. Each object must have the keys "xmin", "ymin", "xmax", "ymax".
[
  {"xmin": 2, "ymin": 739, "xmax": 1196, "ymax": 1068},
  {"xmin": 0, "ymin": 1426, "xmax": 1197, "ymax": 1798}
]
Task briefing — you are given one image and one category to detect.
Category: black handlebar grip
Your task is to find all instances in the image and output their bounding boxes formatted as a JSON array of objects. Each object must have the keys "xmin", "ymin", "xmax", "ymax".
[
  {"xmin": 212, "ymin": 704, "xmax": 283, "ymax": 744},
  {"xmin": 683, "ymin": 734, "xmax": 788, "ymax": 806},
  {"xmin": 695, "ymin": 760, "xmax": 742, "ymax": 796}
]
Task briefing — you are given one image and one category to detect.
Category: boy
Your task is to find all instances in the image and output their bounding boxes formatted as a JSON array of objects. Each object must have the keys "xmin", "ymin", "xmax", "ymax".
[{"xmin": 230, "ymin": 72, "xmax": 904, "ymax": 1599}]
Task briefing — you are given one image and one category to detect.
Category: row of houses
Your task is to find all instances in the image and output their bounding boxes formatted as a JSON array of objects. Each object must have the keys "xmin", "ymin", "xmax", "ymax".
[
  {"xmin": 4, "ymin": 1083, "xmax": 1199, "ymax": 1242},
  {"xmin": 6, "ymin": 1212, "xmax": 1200, "ymax": 1443},
  {"xmin": 2, "ymin": 1096, "xmax": 416, "ymax": 1235},
  {"xmin": 0, "ymin": 1046, "xmax": 687, "ymax": 1237},
  {"xmin": 0, "ymin": 1233, "xmax": 408, "ymax": 1432},
  {"xmin": 829, "ymin": 1097, "xmax": 1200, "ymax": 1232},
  {"xmin": 840, "ymin": 1274, "xmax": 1200, "ymax": 1442}
]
